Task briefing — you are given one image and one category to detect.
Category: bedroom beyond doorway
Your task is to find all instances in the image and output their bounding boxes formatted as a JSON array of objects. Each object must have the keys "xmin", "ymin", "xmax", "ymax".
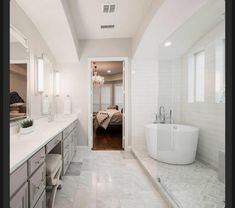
[{"xmin": 91, "ymin": 61, "xmax": 124, "ymax": 150}]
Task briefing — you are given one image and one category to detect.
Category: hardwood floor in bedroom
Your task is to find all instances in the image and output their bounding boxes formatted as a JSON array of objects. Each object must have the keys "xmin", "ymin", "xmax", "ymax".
[{"xmin": 92, "ymin": 127, "xmax": 123, "ymax": 150}]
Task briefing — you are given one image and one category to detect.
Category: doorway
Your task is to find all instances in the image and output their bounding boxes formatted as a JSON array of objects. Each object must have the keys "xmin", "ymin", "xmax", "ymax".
[{"xmin": 88, "ymin": 57, "xmax": 128, "ymax": 150}]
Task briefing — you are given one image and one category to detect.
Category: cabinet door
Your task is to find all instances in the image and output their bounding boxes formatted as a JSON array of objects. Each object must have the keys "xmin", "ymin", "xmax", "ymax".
[
  {"xmin": 10, "ymin": 162, "xmax": 27, "ymax": 198},
  {"xmin": 29, "ymin": 163, "xmax": 46, "ymax": 208},
  {"xmin": 10, "ymin": 183, "xmax": 28, "ymax": 208},
  {"xmin": 33, "ymin": 191, "xmax": 46, "ymax": 208}
]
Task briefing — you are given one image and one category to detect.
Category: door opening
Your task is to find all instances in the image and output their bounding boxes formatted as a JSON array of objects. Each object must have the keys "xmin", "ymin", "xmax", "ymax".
[{"xmin": 88, "ymin": 57, "xmax": 128, "ymax": 150}]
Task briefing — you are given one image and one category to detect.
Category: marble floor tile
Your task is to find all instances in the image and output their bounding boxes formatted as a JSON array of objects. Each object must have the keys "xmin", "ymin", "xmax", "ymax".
[{"xmin": 54, "ymin": 147, "xmax": 168, "ymax": 208}]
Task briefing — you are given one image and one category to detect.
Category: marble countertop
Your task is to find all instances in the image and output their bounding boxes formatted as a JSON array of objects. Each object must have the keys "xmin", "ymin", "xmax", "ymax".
[{"xmin": 10, "ymin": 115, "xmax": 78, "ymax": 174}]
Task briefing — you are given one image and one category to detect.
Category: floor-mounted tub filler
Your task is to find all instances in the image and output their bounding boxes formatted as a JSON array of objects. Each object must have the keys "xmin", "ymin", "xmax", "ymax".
[{"xmin": 145, "ymin": 124, "xmax": 199, "ymax": 164}]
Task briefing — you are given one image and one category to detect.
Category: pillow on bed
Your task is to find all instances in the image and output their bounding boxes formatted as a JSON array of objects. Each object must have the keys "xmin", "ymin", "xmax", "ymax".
[{"xmin": 107, "ymin": 105, "xmax": 118, "ymax": 110}]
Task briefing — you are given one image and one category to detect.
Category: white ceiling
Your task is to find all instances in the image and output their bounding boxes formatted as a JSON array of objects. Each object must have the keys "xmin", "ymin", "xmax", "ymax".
[
  {"xmin": 158, "ymin": 0, "xmax": 225, "ymax": 60},
  {"xmin": 15, "ymin": 0, "xmax": 79, "ymax": 62},
  {"xmin": 67, "ymin": 0, "xmax": 153, "ymax": 39},
  {"xmin": 93, "ymin": 61, "xmax": 123, "ymax": 75}
]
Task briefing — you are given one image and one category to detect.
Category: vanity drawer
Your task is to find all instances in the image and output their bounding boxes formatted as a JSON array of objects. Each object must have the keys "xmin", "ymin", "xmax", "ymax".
[
  {"xmin": 10, "ymin": 182, "xmax": 28, "ymax": 208},
  {"xmin": 28, "ymin": 148, "xmax": 45, "ymax": 176},
  {"xmin": 28, "ymin": 147, "xmax": 46, "ymax": 176},
  {"xmin": 10, "ymin": 162, "xmax": 28, "ymax": 198},
  {"xmin": 63, "ymin": 125, "xmax": 72, "ymax": 139},
  {"xmin": 33, "ymin": 191, "xmax": 46, "ymax": 208},
  {"xmin": 63, "ymin": 120, "xmax": 77, "ymax": 139},
  {"xmin": 29, "ymin": 163, "xmax": 46, "ymax": 208},
  {"xmin": 46, "ymin": 133, "xmax": 62, "ymax": 154}
]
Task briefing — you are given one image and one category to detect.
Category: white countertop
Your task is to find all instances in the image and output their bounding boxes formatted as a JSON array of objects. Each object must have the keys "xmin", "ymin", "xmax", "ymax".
[{"xmin": 10, "ymin": 115, "xmax": 78, "ymax": 173}]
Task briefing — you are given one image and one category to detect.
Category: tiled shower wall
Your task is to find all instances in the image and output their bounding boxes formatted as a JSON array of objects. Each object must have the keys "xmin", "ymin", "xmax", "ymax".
[
  {"xmin": 180, "ymin": 22, "xmax": 225, "ymax": 169},
  {"xmin": 158, "ymin": 59, "xmax": 182, "ymax": 124},
  {"xmin": 131, "ymin": 59, "xmax": 158, "ymax": 151},
  {"xmin": 159, "ymin": 22, "xmax": 225, "ymax": 169},
  {"xmin": 131, "ymin": 22, "xmax": 225, "ymax": 170}
]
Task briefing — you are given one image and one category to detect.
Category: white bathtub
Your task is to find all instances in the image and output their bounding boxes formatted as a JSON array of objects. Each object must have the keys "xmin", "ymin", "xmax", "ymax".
[{"xmin": 145, "ymin": 124, "xmax": 199, "ymax": 164}]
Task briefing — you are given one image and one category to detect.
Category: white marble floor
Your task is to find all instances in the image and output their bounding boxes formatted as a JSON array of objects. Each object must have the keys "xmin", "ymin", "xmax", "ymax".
[
  {"xmin": 132, "ymin": 148, "xmax": 225, "ymax": 208},
  {"xmin": 54, "ymin": 147, "xmax": 168, "ymax": 208}
]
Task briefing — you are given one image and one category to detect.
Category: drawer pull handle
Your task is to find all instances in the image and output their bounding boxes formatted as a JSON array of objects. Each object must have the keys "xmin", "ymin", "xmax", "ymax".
[{"xmin": 35, "ymin": 156, "xmax": 45, "ymax": 164}]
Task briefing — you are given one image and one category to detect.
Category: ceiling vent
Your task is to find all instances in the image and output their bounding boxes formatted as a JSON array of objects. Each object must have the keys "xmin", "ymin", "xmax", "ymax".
[
  {"xmin": 100, "ymin": 24, "xmax": 115, "ymax": 29},
  {"xmin": 102, "ymin": 4, "xmax": 116, "ymax": 13}
]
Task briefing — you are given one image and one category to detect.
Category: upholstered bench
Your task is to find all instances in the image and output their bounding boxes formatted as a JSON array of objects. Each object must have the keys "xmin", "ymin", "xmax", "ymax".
[{"xmin": 46, "ymin": 154, "xmax": 62, "ymax": 208}]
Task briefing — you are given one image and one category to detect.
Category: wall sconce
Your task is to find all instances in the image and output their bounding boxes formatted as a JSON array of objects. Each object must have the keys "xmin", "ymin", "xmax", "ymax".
[
  {"xmin": 37, "ymin": 56, "xmax": 44, "ymax": 93},
  {"xmin": 55, "ymin": 71, "xmax": 60, "ymax": 96}
]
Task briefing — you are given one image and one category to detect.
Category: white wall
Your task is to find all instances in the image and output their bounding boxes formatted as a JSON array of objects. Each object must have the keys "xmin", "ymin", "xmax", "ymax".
[
  {"xmin": 158, "ymin": 59, "xmax": 182, "ymax": 123},
  {"xmin": 10, "ymin": 0, "xmax": 56, "ymax": 120},
  {"xmin": 180, "ymin": 22, "xmax": 225, "ymax": 168},
  {"xmin": 56, "ymin": 38, "xmax": 132, "ymax": 146},
  {"xmin": 131, "ymin": 59, "xmax": 159, "ymax": 151}
]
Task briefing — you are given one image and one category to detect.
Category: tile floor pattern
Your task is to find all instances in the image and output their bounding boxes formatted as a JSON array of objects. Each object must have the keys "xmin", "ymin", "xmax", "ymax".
[
  {"xmin": 54, "ymin": 147, "xmax": 168, "ymax": 208},
  {"xmin": 133, "ymin": 148, "xmax": 225, "ymax": 208}
]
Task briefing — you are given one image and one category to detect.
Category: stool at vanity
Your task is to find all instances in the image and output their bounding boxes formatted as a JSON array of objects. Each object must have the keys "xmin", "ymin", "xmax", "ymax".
[{"xmin": 46, "ymin": 154, "xmax": 62, "ymax": 208}]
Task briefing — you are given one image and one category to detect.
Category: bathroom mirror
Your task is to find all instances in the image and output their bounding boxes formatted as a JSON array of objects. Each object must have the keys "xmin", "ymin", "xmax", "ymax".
[{"xmin": 10, "ymin": 25, "xmax": 30, "ymax": 122}]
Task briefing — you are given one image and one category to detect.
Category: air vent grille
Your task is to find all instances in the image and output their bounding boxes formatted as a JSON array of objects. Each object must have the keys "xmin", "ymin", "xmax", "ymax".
[
  {"xmin": 100, "ymin": 24, "xmax": 115, "ymax": 29},
  {"xmin": 102, "ymin": 4, "xmax": 116, "ymax": 13}
]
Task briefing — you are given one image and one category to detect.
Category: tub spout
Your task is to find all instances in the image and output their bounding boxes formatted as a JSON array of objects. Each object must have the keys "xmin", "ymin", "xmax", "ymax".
[{"xmin": 159, "ymin": 106, "xmax": 166, "ymax": 123}]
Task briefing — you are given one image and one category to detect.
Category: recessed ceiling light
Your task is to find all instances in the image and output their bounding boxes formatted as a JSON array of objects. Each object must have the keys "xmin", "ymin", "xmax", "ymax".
[
  {"xmin": 164, "ymin": 41, "xmax": 172, "ymax": 47},
  {"xmin": 107, "ymin": 70, "xmax": 111, "ymax": 73}
]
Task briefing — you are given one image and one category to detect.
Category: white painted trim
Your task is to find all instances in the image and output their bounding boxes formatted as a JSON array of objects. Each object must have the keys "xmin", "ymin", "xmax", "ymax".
[
  {"xmin": 10, "ymin": 24, "xmax": 29, "ymax": 49},
  {"xmin": 88, "ymin": 57, "xmax": 129, "ymax": 150},
  {"xmin": 10, "ymin": 59, "xmax": 31, "ymax": 121}
]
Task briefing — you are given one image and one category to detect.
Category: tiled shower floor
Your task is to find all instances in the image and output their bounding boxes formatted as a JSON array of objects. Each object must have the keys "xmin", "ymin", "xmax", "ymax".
[{"xmin": 132, "ymin": 148, "xmax": 225, "ymax": 208}]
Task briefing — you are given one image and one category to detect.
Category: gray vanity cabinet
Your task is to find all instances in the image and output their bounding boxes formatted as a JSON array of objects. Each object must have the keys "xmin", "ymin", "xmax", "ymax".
[
  {"xmin": 11, "ymin": 119, "xmax": 79, "ymax": 207},
  {"xmin": 10, "ymin": 183, "xmax": 28, "ymax": 208},
  {"xmin": 62, "ymin": 120, "xmax": 78, "ymax": 175},
  {"xmin": 29, "ymin": 163, "xmax": 46, "ymax": 208}
]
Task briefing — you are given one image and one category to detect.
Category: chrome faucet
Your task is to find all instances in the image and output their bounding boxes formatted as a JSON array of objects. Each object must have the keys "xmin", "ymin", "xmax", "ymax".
[{"xmin": 159, "ymin": 106, "xmax": 166, "ymax": 123}]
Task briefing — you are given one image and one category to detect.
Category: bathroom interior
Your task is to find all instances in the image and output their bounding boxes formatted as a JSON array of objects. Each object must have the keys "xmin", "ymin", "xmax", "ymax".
[{"xmin": 10, "ymin": 0, "xmax": 225, "ymax": 208}]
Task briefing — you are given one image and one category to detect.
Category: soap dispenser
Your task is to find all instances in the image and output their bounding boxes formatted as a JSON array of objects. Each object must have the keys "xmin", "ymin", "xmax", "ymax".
[{"xmin": 64, "ymin": 94, "xmax": 72, "ymax": 115}]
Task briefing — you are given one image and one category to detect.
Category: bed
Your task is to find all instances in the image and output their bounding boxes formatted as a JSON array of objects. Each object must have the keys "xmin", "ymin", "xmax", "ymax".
[{"xmin": 93, "ymin": 109, "xmax": 123, "ymax": 132}]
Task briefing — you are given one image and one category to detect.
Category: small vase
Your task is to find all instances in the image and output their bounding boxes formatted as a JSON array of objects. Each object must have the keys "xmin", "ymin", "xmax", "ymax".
[{"xmin": 20, "ymin": 126, "xmax": 34, "ymax": 135}]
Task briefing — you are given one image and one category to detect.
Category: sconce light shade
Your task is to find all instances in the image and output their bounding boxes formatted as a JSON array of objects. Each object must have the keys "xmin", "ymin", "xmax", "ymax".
[
  {"xmin": 55, "ymin": 71, "xmax": 60, "ymax": 96},
  {"xmin": 37, "ymin": 58, "xmax": 44, "ymax": 93}
]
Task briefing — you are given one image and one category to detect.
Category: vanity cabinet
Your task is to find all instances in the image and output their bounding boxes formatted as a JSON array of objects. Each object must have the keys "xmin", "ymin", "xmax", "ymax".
[
  {"xmin": 10, "ymin": 119, "xmax": 78, "ymax": 208},
  {"xmin": 62, "ymin": 120, "xmax": 77, "ymax": 175},
  {"xmin": 10, "ymin": 147, "xmax": 46, "ymax": 208},
  {"xmin": 33, "ymin": 191, "xmax": 46, "ymax": 208},
  {"xmin": 10, "ymin": 183, "xmax": 28, "ymax": 208},
  {"xmin": 29, "ymin": 163, "xmax": 46, "ymax": 208}
]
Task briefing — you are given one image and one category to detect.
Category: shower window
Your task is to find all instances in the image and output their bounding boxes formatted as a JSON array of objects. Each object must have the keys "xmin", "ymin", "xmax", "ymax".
[
  {"xmin": 187, "ymin": 51, "xmax": 205, "ymax": 103},
  {"xmin": 215, "ymin": 38, "xmax": 225, "ymax": 103},
  {"xmin": 195, "ymin": 51, "xmax": 205, "ymax": 102}
]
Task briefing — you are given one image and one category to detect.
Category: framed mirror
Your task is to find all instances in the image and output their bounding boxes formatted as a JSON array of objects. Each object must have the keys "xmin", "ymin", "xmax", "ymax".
[{"xmin": 10, "ymin": 25, "xmax": 30, "ymax": 122}]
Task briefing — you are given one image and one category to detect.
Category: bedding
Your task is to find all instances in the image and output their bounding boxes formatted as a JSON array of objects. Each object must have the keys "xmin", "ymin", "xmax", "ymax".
[{"xmin": 94, "ymin": 109, "xmax": 123, "ymax": 130}]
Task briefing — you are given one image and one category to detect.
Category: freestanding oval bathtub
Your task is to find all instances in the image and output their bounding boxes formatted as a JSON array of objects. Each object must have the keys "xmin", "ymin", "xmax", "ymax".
[{"xmin": 145, "ymin": 124, "xmax": 199, "ymax": 164}]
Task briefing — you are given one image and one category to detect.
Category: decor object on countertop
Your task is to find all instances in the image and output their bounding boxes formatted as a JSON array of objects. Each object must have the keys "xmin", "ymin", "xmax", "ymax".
[
  {"xmin": 64, "ymin": 94, "xmax": 72, "ymax": 115},
  {"xmin": 20, "ymin": 119, "xmax": 34, "ymax": 134}
]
